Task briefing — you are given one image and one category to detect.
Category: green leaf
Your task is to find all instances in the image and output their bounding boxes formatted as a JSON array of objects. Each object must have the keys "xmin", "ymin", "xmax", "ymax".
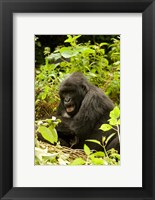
[
  {"xmin": 47, "ymin": 53, "xmax": 61, "ymax": 61},
  {"xmin": 108, "ymin": 118, "xmax": 117, "ymax": 126},
  {"xmin": 60, "ymin": 47, "xmax": 78, "ymax": 58},
  {"xmin": 81, "ymin": 48, "xmax": 95, "ymax": 54},
  {"xmin": 48, "ymin": 126, "xmax": 58, "ymax": 143},
  {"xmin": 41, "ymin": 93, "xmax": 46, "ymax": 100},
  {"xmin": 91, "ymin": 157, "xmax": 104, "ymax": 165},
  {"xmin": 64, "ymin": 35, "xmax": 72, "ymax": 43},
  {"xmin": 35, "ymin": 147, "xmax": 58, "ymax": 161},
  {"xmin": 102, "ymin": 136, "xmax": 106, "ymax": 144},
  {"xmin": 38, "ymin": 126, "xmax": 55, "ymax": 144},
  {"xmin": 76, "ymin": 46, "xmax": 89, "ymax": 52},
  {"xmin": 90, "ymin": 151, "xmax": 105, "ymax": 158},
  {"xmin": 99, "ymin": 42, "xmax": 109, "ymax": 47},
  {"xmin": 84, "ymin": 144, "xmax": 91, "ymax": 156},
  {"xmin": 110, "ymin": 107, "xmax": 120, "ymax": 119},
  {"xmin": 65, "ymin": 35, "xmax": 81, "ymax": 44},
  {"xmin": 70, "ymin": 158, "xmax": 85, "ymax": 165},
  {"xmin": 100, "ymin": 124, "xmax": 112, "ymax": 131},
  {"xmin": 105, "ymin": 133, "xmax": 116, "ymax": 145}
]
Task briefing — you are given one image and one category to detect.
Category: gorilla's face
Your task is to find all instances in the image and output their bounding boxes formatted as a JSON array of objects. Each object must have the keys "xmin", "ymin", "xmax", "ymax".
[{"xmin": 59, "ymin": 80, "xmax": 88, "ymax": 117}]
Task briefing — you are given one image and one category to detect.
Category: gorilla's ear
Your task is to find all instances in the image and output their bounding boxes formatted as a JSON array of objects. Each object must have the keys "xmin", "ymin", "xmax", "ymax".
[{"xmin": 81, "ymin": 83, "xmax": 89, "ymax": 92}]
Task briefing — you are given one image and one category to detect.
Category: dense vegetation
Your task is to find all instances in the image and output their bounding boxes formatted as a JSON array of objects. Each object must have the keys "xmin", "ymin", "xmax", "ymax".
[{"xmin": 35, "ymin": 35, "xmax": 120, "ymax": 165}]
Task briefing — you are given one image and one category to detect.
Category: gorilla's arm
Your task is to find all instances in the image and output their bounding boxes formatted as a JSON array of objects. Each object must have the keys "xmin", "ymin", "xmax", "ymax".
[
  {"xmin": 70, "ymin": 87, "xmax": 114, "ymax": 138},
  {"xmin": 56, "ymin": 116, "xmax": 75, "ymax": 136},
  {"xmin": 55, "ymin": 116, "xmax": 78, "ymax": 147}
]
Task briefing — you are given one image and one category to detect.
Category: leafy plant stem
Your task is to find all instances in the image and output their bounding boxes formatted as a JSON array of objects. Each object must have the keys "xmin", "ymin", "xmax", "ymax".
[{"xmin": 103, "ymin": 145, "xmax": 109, "ymax": 158}]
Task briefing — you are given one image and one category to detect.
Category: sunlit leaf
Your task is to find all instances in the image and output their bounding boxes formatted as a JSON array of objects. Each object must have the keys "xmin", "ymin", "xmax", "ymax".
[
  {"xmin": 110, "ymin": 107, "xmax": 120, "ymax": 119},
  {"xmin": 91, "ymin": 157, "xmax": 104, "ymax": 165},
  {"xmin": 38, "ymin": 126, "xmax": 55, "ymax": 144},
  {"xmin": 47, "ymin": 53, "xmax": 61, "ymax": 61},
  {"xmin": 70, "ymin": 158, "xmax": 85, "ymax": 165},
  {"xmin": 65, "ymin": 35, "xmax": 81, "ymax": 44},
  {"xmin": 84, "ymin": 144, "xmax": 91, "ymax": 156},
  {"xmin": 48, "ymin": 126, "xmax": 58, "ymax": 143},
  {"xmin": 100, "ymin": 124, "xmax": 112, "ymax": 131},
  {"xmin": 108, "ymin": 118, "xmax": 117, "ymax": 126},
  {"xmin": 60, "ymin": 47, "xmax": 78, "ymax": 58}
]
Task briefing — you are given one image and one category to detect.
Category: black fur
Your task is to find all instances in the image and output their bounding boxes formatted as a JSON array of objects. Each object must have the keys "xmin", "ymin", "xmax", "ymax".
[{"xmin": 56, "ymin": 72, "xmax": 120, "ymax": 152}]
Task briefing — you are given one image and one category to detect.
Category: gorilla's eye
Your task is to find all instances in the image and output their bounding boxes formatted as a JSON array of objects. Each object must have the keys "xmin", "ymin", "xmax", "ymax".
[{"xmin": 60, "ymin": 91, "xmax": 67, "ymax": 98}]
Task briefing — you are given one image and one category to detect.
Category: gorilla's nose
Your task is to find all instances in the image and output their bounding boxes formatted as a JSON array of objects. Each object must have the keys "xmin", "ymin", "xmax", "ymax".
[{"xmin": 64, "ymin": 97, "xmax": 71, "ymax": 103}]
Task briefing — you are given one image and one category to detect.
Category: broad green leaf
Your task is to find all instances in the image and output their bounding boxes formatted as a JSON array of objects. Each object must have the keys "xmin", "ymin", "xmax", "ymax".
[
  {"xmin": 84, "ymin": 144, "xmax": 91, "ymax": 156},
  {"xmin": 110, "ymin": 107, "xmax": 120, "ymax": 119},
  {"xmin": 91, "ymin": 157, "xmax": 104, "ymax": 165},
  {"xmin": 108, "ymin": 118, "xmax": 117, "ymax": 126},
  {"xmin": 48, "ymin": 126, "xmax": 58, "ymax": 143},
  {"xmin": 118, "ymin": 119, "xmax": 120, "ymax": 125},
  {"xmin": 82, "ymin": 48, "xmax": 95, "ymax": 54},
  {"xmin": 100, "ymin": 124, "xmax": 112, "ymax": 131},
  {"xmin": 60, "ymin": 47, "xmax": 78, "ymax": 58},
  {"xmin": 70, "ymin": 158, "xmax": 85, "ymax": 165},
  {"xmin": 38, "ymin": 126, "xmax": 55, "ymax": 144},
  {"xmin": 47, "ymin": 53, "xmax": 61, "ymax": 61},
  {"xmin": 76, "ymin": 46, "xmax": 89, "ymax": 52}
]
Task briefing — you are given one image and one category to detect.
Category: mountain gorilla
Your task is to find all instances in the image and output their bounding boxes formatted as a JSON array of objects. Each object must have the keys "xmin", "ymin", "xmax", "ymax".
[{"xmin": 56, "ymin": 72, "xmax": 120, "ymax": 153}]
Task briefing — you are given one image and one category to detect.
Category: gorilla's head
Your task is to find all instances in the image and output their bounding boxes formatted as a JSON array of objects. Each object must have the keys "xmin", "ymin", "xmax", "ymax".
[{"xmin": 59, "ymin": 72, "xmax": 89, "ymax": 116}]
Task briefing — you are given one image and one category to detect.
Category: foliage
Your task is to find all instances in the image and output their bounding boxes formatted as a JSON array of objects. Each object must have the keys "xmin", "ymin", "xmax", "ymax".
[
  {"xmin": 70, "ymin": 143, "xmax": 120, "ymax": 166},
  {"xmin": 100, "ymin": 106, "xmax": 120, "ymax": 143},
  {"xmin": 86, "ymin": 106, "xmax": 120, "ymax": 155},
  {"xmin": 35, "ymin": 140, "xmax": 120, "ymax": 166},
  {"xmin": 35, "ymin": 35, "xmax": 120, "ymax": 165},
  {"xmin": 36, "ymin": 117, "xmax": 60, "ymax": 144},
  {"xmin": 35, "ymin": 107, "xmax": 120, "ymax": 166},
  {"xmin": 35, "ymin": 35, "xmax": 120, "ymax": 119}
]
